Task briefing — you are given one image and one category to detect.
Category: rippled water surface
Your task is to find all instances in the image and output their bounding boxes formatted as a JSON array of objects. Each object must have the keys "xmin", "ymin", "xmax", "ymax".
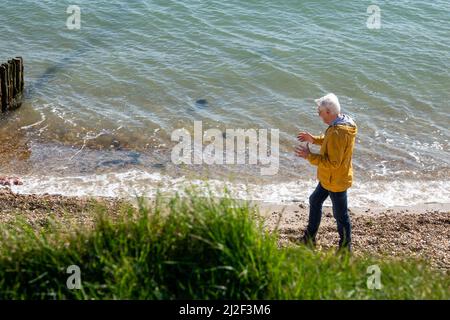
[{"xmin": 1, "ymin": 1, "xmax": 449, "ymax": 206}]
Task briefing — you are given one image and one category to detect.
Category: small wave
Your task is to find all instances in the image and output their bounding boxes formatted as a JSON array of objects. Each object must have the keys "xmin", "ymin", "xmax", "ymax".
[
  {"xmin": 8, "ymin": 170, "xmax": 450, "ymax": 208},
  {"xmin": 20, "ymin": 112, "xmax": 46, "ymax": 130}
]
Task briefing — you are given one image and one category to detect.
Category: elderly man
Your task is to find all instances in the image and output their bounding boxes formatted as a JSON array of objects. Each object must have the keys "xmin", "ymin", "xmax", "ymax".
[{"xmin": 296, "ymin": 93, "xmax": 357, "ymax": 252}]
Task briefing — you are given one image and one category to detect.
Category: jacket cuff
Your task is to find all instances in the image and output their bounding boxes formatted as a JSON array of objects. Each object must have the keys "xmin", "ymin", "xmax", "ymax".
[
  {"xmin": 311, "ymin": 135, "xmax": 323, "ymax": 145},
  {"xmin": 307, "ymin": 153, "xmax": 316, "ymax": 164}
]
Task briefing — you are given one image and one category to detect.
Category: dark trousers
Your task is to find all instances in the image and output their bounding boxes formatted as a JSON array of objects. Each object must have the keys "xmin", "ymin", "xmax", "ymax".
[{"xmin": 306, "ymin": 182, "xmax": 352, "ymax": 249}]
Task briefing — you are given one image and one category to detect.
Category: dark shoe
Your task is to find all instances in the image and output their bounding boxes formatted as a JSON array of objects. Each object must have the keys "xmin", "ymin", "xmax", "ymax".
[
  {"xmin": 336, "ymin": 244, "xmax": 352, "ymax": 256},
  {"xmin": 297, "ymin": 232, "xmax": 316, "ymax": 248}
]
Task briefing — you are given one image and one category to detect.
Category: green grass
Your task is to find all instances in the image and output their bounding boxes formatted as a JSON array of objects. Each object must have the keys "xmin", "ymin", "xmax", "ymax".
[{"xmin": 0, "ymin": 188, "xmax": 448, "ymax": 299}]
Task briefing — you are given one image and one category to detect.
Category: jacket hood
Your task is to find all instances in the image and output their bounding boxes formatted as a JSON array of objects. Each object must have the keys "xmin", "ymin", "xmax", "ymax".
[
  {"xmin": 330, "ymin": 114, "xmax": 357, "ymax": 136},
  {"xmin": 331, "ymin": 114, "xmax": 356, "ymax": 127}
]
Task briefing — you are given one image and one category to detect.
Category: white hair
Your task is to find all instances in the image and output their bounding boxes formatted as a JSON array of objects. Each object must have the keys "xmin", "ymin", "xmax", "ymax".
[{"xmin": 315, "ymin": 93, "xmax": 341, "ymax": 115}]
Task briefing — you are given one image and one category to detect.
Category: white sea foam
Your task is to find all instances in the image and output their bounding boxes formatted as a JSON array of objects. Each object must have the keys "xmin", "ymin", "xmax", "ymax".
[{"xmin": 8, "ymin": 170, "xmax": 450, "ymax": 208}]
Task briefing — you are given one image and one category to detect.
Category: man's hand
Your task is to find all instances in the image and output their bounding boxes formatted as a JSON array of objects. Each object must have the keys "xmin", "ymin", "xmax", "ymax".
[
  {"xmin": 296, "ymin": 143, "xmax": 311, "ymax": 159},
  {"xmin": 297, "ymin": 131, "xmax": 314, "ymax": 143}
]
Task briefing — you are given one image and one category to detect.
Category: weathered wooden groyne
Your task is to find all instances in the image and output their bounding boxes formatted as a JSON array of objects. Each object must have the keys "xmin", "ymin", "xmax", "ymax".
[{"xmin": 0, "ymin": 57, "xmax": 24, "ymax": 113}]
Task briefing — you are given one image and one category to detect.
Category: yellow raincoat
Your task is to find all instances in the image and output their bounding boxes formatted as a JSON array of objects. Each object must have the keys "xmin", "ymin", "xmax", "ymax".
[{"xmin": 307, "ymin": 115, "xmax": 357, "ymax": 192}]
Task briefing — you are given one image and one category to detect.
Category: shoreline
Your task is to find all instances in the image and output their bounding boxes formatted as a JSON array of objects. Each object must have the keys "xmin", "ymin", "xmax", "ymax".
[
  {"xmin": 4, "ymin": 173, "xmax": 450, "ymax": 209},
  {"xmin": 1, "ymin": 187, "xmax": 449, "ymax": 271}
]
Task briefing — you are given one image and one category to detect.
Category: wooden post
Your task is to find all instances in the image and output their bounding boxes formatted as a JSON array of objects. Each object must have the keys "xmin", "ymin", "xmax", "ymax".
[
  {"xmin": 0, "ymin": 57, "xmax": 24, "ymax": 113},
  {"xmin": 0, "ymin": 64, "xmax": 9, "ymax": 113},
  {"xmin": 0, "ymin": 66, "xmax": 2, "ymax": 113},
  {"xmin": 13, "ymin": 58, "xmax": 20, "ymax": 96},
  {"xmin": 12, "ymin": 58, "xmax": 23, "ymax": 109},
  {"xmin": 17, "ymin": 56, "xmax": 24, "ymax": 92},
  {"xmin": 7, "ymin": 61, "xmax": 13, "ymax": 105}
]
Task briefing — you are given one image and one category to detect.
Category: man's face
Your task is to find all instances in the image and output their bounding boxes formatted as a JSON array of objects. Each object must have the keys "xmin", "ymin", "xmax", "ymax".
[{"xmin": 318, "ymin": 107, "xmax": 332, "ymax": 125}]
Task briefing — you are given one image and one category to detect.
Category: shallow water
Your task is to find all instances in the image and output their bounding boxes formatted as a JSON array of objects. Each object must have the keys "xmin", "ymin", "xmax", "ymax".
[{"xmin": 1, "ymin": 1, "xmax": 449, "ymax": 206}]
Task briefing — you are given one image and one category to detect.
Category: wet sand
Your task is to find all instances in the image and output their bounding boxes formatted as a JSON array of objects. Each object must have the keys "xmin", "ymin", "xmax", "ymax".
[{"xmin": 1, "ymin": 187, "xmax": 449, "ymax": 271}]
